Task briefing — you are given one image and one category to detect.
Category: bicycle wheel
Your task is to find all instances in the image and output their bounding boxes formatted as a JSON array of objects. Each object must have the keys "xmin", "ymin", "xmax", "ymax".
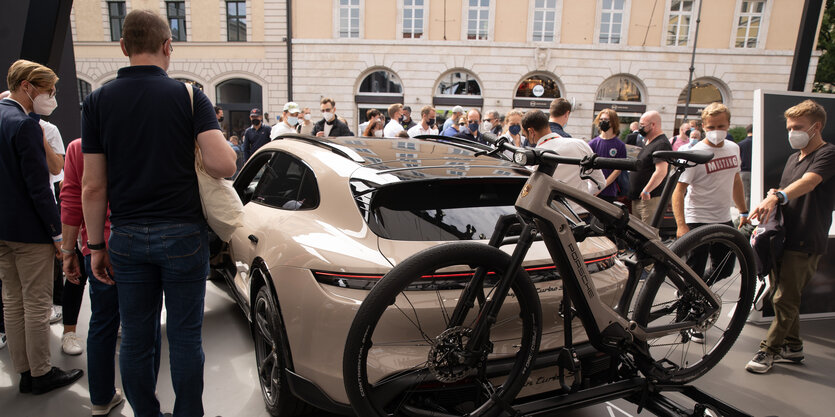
[
  {"xmin": 633, "ymin": 224, "xmax": 755, "ymax": 383},
  {"xmin": 343, "ymin": 242, "xmax": 542, "ymax": 417}
]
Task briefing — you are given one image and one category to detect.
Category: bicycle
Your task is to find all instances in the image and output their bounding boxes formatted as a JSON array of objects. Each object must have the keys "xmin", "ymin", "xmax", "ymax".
[{"xmin": 342, "ymin": 133, "xmax": 756, "ymax": 417}]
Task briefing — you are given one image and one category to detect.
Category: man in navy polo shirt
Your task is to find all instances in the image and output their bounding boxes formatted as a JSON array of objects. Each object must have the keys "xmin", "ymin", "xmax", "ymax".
[
  {"xmin": 81, "ymin": 10, "xmax": 236, "ymax": 416},
  {"xmin": 242, "ymin": 107, "xmax": 271, "ymax": 161}
]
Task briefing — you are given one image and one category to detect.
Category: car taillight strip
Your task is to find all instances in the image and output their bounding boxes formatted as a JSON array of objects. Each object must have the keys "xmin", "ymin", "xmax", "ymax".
[{"xmin": 313, "ymin": 254, "xmax": 617, "ymax": 290}]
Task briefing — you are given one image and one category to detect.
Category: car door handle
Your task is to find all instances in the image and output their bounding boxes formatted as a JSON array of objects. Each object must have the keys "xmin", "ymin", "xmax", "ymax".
[{"xmin": 248, "ymin": 234, "xmax": 259, "ymax": 244}]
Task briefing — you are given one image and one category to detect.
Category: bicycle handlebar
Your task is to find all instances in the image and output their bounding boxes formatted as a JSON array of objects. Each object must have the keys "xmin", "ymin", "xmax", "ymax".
[{"xmin": 481, "ymin": 132, "xmax": 642, "ymax": 172}]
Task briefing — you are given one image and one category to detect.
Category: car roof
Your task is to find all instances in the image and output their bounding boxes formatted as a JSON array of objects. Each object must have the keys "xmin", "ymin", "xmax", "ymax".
[{"xmin": 261, "ymin": 134, "xmax": 531, "ymax": 182}]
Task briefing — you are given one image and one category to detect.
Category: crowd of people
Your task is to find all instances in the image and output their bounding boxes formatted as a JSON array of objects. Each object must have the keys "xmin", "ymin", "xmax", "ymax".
[{"xmin": 1, "ymin": 7, "xmax": 834, "ymax": 417}]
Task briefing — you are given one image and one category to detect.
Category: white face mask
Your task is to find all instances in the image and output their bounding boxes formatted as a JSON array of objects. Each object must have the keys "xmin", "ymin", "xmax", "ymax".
[
  {"xmin": 373, "ymin": 130, "xmax": 383, "ymax": 137},
  {"xmin": 26, "ymin": 88, "xmax": 57, "ymax": 116},
  {"xmin": 705, "ymin": 130, "xmax": 726, "ymax": 145},
  {"xmin": 303, "ymin": 113, "xmax": 311, "ymax": 121},
  {"xmin": 482, "ymin": 121, "xmax": 493, "ymax": 132},
  {"xmin": 323, "ymin": 111, "xmax": 335, "ymax": 122},
  {"xmin": 287, "ymin": 116, "xmax": 299, "ymax": 126},
  {"xmin": 788, "ymin": 125, "xmax": 815, "ymax": 149}
]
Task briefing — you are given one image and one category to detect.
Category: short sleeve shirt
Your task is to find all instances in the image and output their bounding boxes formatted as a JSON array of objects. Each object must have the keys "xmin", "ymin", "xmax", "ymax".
[
  {"xmin": 629, "ymin": 134, "xmax": 671, "ymax": 200},
  {"xmin": 678, "ymin": 140, "xmax": 741, "ymax": 224},
  {"xmin": 587, "ymin": 136, "xmax": 627, "ymax": 197},
  {"xmin": 780, "ymin": 143, "xmax": 835, "ymax": 254},
  {"xmin": 82, "ymin": 65, "xmax": 220, "ymax": 226}
]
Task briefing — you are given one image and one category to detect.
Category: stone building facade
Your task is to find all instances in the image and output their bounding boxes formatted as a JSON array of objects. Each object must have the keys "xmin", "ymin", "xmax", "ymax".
[{"xmin": 72, "ymin": 0, "xmax": 823, "ymax": 139}]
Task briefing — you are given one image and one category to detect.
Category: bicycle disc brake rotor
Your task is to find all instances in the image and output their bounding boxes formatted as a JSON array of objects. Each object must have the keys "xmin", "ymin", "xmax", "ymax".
[
  {"xmin": 678, "ymin": 288, "xmax": 719, "ymax": 332},
  {"xmin": 428, "ymin": 327, "xmax": 483, "ymax": 383}
]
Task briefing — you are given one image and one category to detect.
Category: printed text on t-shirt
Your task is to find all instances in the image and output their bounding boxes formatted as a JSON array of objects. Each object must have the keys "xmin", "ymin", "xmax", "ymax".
[{"xmin": 705, "ymin": 155, "xmax": 738, "ymax": 174}]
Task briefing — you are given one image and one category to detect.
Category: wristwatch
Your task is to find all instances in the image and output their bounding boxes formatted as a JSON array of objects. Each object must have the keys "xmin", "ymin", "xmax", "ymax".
[
  {"xmin": 775, "ymin": 190, "xmax": 788, "ymax": 205},
  {"xmin": 87, "ymin": 241, "xmax": 106, "ymax": 251}
]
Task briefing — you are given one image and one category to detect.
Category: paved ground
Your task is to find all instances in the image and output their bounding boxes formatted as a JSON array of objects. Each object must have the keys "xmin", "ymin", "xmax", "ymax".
[{"xmin": 1, "ymin": 278, "xmax": 833, "ymax": 416}]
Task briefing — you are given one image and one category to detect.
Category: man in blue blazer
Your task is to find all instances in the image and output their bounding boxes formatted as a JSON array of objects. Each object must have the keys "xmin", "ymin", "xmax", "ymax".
[{"xmin": 0, "ymin": 60, "xmax": 83, "ymax": 395}]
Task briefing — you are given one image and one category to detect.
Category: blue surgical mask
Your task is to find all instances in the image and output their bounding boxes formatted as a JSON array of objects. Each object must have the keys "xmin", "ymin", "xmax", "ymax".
[
  {"xmin": 468, "ymin": 123, "xmax": 479, "ymax": 134},
  {"xmin": 509, "ymin": 125, "xmax": 521, "ymax": 135}
]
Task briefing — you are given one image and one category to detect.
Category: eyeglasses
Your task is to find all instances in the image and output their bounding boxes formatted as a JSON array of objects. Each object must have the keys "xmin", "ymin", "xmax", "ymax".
[{"xmin": 164, "ymin": 39, "xmax": 173, "ymax": 53}]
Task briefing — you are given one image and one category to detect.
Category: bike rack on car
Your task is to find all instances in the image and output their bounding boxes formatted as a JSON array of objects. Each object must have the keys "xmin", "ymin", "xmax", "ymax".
[{"xmin": 511, "ymin": 376, "xmax": 753, "ymax": 417}]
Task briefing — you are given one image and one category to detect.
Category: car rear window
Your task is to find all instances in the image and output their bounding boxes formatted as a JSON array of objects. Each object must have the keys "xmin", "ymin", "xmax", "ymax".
[{"xmin": 353, "ymin": 178, "xmax": 526, "ymax": 241}]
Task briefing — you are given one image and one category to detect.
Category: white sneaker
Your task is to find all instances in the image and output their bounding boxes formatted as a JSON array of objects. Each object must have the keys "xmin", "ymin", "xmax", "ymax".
[
  {"xmin": 745, "ymin": 351, "xmax": 774, "ymax": 374},
  {"xmin": 0, "ymin": 332, "xmax": 6, "ymax": 349},
  {"xmin": 49, "ymin": 305, "xmax": 63, "ymax": 324},
  {"xmin": 92, "ymin": 388, "xmax": 124, "ymax": 415},
  {"xmin": 62, "ymin": 332, "xmax": 84, "ymax": 355}
]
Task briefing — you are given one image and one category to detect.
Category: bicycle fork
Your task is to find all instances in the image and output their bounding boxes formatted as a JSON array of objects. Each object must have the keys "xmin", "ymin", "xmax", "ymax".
[{"xmin": 447, "ymin": 214, "xmax": 538, "ymax": 364}]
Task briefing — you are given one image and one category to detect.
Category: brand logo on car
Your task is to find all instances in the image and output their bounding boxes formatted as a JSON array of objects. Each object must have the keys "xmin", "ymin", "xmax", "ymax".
[{"xmin": 521, "ymin": 184, "xmax": 532, "ymax": 197}]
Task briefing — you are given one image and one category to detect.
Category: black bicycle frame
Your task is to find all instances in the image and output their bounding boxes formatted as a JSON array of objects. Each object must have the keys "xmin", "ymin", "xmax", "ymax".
[{"xmin": 457, "ymin": 151, "xmax": 722, "ymax": 365}]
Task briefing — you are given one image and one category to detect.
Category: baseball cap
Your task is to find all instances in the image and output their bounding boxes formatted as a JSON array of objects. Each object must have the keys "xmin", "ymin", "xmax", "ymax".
[
  {"xmin": 283, "ymin": 102, "xmax": 301, "ymax": 114},
  {"xmin": 452, "ymin": 105, "xmax": 465, "ymax": 113},
  {"xmin": 250, "ymin": 108, "xmax": 262, "ymax": 117}
]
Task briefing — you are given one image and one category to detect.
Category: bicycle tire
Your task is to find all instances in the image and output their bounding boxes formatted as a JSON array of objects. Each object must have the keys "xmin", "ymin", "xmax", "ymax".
[
  {"xmin": 633, "ymin": 224, "xmax": 756, "ymax": 383},
  {"xmin": 343, "ymin": 242, "xmax": 542, "ymax": 417}
]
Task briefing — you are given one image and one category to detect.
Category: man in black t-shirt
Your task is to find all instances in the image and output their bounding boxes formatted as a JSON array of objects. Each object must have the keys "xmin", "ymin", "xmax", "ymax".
[
  {"xmin": 242, "ymin": 108, "xmax": 271, "ymax": 161},
  {"xmin": 746, "ymin": 100, "xmax": 835, "ymax": 374},
  {"xmin": 82, "ymin": 10, "xmax": 237, "ymax": 415},
  {"xmin": 629, "ymin": 111, "xmax": 671, "ymax": 224}
]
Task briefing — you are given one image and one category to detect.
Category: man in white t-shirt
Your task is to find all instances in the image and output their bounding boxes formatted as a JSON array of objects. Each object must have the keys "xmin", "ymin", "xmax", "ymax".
[
  {"xmin": 674, "ymin": 102, "xmax": 748, "ymax": 236},
  {"xmin": 524, "ymin": 109, "xmax": 604, "ymax": 199},
  {"xmin": 407, "ymin": 106, "xmax": 439, "ymax": 137},
  {"xmin": 270, "ymin": 101, "xmax": 301, "ymax": 139},
  {"xmin": 383, "ymin": 103, "xmax": 405, "ymax": 138},
  {"xmin": 672, "ymin": 103, "xmax": 749, "ymax": 343}
]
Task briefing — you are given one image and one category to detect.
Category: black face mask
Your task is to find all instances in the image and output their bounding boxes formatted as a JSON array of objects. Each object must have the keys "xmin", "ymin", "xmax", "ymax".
[
  {"xmin": 599, "ymin": 120, "xmax": 611, "ymax": 132},
  {"xmin": 638, "ymin": 125, "xmax": 649, "ymax": 136},
  {"xmin": 252, "ymin": 119, "xmax": 261, "ymax": 127},
  {"xmin": 427, "ymin": 118, "xmax": 436, "ymax": 127},
  {"xmin": 218, "ymin": 116, "xmax": 224, "ymax": 123}
]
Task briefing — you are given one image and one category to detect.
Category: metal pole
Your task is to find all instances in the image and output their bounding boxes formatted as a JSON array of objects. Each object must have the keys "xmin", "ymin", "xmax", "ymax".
[{"xmin": 681, "ymin": 0, "xmax": 704, "ymax": 126}]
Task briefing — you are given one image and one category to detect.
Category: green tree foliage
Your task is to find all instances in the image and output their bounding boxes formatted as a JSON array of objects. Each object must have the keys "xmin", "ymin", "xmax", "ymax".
[{"xmin": 814, "ymin": 0, "xmax": 835, "ymax": 93}]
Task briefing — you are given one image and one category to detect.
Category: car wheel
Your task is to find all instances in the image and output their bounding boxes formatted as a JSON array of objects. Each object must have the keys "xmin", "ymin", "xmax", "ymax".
[{"xmin": 252, "ymin": 284, "xmax": 311, "ymax": 416}]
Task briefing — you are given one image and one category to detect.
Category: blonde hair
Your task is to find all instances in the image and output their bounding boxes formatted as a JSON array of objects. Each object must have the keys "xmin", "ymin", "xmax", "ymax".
[
  {"xmin": 6, "ymin": 59, "xmax": 58, "ymax": 92},
  {"xmin": 701, "ymin": 102, "xmax": 731, "ymax": 123},
  {"xmin": 785, "ymin": 99, "xmax": 826, "ymax": 127},
  {"xmin": 388, "ymin": 103, "xmax": 403, "ymax": 117}
]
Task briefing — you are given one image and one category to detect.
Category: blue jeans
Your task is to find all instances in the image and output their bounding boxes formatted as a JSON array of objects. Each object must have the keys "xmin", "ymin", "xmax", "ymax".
[
  {"xmin": 109, "ymin": 222, "xmax": 209, "ymax": 417},
  {"xmin": 86, "ymin": 254, "xmax": 162, "ymax": 406}
]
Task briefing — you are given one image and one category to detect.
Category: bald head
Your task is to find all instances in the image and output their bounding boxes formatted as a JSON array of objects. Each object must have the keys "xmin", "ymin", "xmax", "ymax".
[
  {"xmin": 639, "ymin": 111, "xmax": 663, "ymax": 141},
  {"xmin": 0, "ymin": 90, "xmax": 10, "ymax": 100}
]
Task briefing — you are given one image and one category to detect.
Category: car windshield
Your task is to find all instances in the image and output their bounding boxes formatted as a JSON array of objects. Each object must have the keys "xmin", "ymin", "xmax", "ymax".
[{"xmin": 353, "ymin": 177, "xmax": 525, "ymax": 241}]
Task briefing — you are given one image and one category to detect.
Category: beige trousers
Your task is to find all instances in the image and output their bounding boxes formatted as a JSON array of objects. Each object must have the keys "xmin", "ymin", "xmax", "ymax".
[
  {"xmin": 632, "ymin": 197, "xmax": 662, "ymax": 225},
  {"xmin": 0, "ymin": 240, "xmax": 54, "ymax": 376}
]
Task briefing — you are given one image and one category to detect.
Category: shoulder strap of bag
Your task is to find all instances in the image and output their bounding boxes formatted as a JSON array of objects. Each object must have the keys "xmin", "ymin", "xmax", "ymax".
[{"xmin": 186, "ymin": 83, "xmax": 194, "ymax": 116}]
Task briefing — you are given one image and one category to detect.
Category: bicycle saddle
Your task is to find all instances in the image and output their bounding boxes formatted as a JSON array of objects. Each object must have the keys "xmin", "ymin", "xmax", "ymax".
[{"xmin": 652, "ymin": 149, "xmax": 714, "ymax": 164}]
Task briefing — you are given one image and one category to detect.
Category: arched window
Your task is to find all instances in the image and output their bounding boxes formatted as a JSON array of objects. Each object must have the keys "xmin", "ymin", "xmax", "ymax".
[
  {"xmin": 355, "ymin": 70, "xmax": 405, "ymax": 130},
  {"xmin": 176, "ymin": 78, "xmax": 203, "ymax": 91},
  {"xmin": 513, "ymin": 74, "xmax": 561, "ymax": 110},
  {"xmin": 433, "ymin": 71, "xmax": 483, "ymax": 128},
  {"xmin": 77, "ymin": 79, "xmax": 92, "ymax": 107},
  {"xmin": 596, "ymin": 75, "xmax": 643, "ymax": 104},
  {"xmin": 216, "ymin": 78, "xmax": 263, "ymax": 139},
  {"xmin": 676, "ymin": 78, "xmax": 727, "ymax": 126},
  {"xmin": 594, "ymin": 75, "xmax": 646, "ymax": 139}
]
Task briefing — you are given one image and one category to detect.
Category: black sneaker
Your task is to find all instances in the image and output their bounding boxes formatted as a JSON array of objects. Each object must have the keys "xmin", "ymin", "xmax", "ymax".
[
  {"xmin": 31, "ymin": 366, "xmax": 83, "ymax": 395},
  {"xmin": 19, "ymin": 371, "xmax": 32, "ymax": 394}
]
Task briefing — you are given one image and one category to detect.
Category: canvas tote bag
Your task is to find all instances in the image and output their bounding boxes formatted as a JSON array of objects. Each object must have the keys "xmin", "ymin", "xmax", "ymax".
[{"xmin": 186, "ymin": 84, "xmax": 244, "ymax": 241}]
